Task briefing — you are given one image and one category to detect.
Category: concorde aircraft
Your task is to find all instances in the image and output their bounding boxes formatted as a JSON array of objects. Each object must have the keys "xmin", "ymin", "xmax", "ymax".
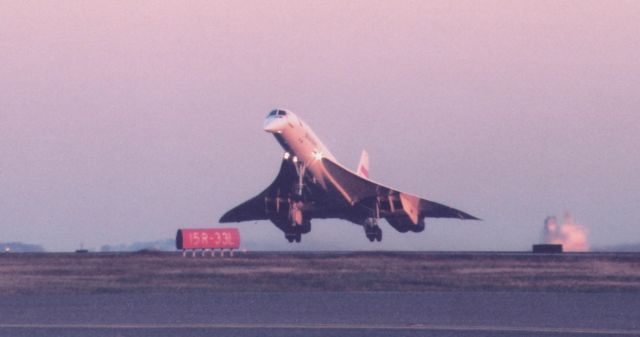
[{"xmin": 220, "ymin": 109, "xmax": 479, "ymax": 243}]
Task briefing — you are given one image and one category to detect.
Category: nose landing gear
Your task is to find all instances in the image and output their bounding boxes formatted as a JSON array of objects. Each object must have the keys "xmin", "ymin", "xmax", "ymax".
[{"xmin": 292, "ymin": 156, "xmax": 307, "ymax": 199}]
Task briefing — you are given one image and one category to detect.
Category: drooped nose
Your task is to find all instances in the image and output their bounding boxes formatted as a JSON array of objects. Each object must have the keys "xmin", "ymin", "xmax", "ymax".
[{"xmin": 263, "ymin": 117, "xmax": 287, "ymax": 133}]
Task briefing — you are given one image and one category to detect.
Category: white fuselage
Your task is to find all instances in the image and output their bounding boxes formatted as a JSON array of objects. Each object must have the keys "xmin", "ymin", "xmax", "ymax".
[
  {"xmin": 263, "ymin": 109, "xmax": 336, "ymax": 189},
  {"xmin": 220, "ymin": 109, "xmax": 477, "ymax": 243}
]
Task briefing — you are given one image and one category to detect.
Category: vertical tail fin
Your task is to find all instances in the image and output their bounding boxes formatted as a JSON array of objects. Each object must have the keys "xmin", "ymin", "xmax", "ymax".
[{"xmin": 356, "ymin": 150, "xmax": 369, "ymax": 178}]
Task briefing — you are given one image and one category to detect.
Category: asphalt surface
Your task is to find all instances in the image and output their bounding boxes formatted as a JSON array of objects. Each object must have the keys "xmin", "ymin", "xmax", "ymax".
[
  {"xmin": 4, "ymin": 251, "xmax": 640, "ymax": 293},
  {"xmin": 2, "ymin": 251, "xmax": 640, "ymax": 336},
  {"xmin": 1, "ymin": 292, "xmax": 639, "ymax": 337}
]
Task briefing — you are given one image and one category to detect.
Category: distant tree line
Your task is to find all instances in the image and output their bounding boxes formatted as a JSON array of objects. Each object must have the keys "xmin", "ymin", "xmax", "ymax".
[{"xmin": 100, "ymin": 238, "xmax": 176, "ymax": 252}]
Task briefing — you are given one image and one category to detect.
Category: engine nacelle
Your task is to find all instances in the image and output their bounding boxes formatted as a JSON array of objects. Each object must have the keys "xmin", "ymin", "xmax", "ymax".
[
  {"xmin": 289, "ymin": 201, "xmax": 304, "ymax": 225},
  {"xmin": 411, "ymin": 218, "xmax": 425, "ymax": 233},
  {"xmin": 288, "ymin": 201, "xmax": 311, "ymax": 233},
  {"xmin": 271, "ymin": 207, "xmax": 312, "ymax": 235},
  {"xmin": 386, "ymin": 216, "xmax": 425, "ymax": 233},
  {"xmin": 298, "ymin": 218, "xmax": 312, "ymax": 234}
]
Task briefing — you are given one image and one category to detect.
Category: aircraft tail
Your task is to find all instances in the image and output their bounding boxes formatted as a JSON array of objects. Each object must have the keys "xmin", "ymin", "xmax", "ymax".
[{"xmin": 356, "ymin": 150, "xmax": 369, "ymax": 178}]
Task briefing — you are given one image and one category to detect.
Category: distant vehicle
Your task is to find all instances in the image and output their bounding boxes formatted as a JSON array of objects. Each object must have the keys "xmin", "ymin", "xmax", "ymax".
[{"xmin": 220, "ymin": 109, "xmax": 479, "ymax": 243}]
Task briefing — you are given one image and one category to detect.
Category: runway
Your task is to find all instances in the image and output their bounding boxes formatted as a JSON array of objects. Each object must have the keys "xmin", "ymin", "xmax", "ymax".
[
  {"xmin": 2, "ymin": 324, "xmax": 639, "ymax": 337},
  {"xmin": 1, "ymin": 292, "xmax": 639, "ymax": 337},
  {"xmin": 1, "ymin": 252, "xmax": 640, "ymax": 336}
]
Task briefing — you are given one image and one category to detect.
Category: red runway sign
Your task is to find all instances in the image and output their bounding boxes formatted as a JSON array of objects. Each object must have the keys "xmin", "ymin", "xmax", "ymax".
[{"xmin": 176, "ymin": 228, "xmax": 240, "ymax": 250}]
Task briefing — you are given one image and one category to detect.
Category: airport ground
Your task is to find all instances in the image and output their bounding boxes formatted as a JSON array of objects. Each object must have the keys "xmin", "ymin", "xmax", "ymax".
[{"xmin": 1, "ymin": 251, "xmax": 640, "ymax": 336}]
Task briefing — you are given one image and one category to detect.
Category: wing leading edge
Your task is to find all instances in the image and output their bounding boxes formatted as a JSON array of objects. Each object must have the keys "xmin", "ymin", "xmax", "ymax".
[
  {"xmin": 219, "ymin": 158, "xmax": 297, "ymax": 223},
  {"xmin": 320, "ymin": 158, "xmax": 480, "ymax": 221}
]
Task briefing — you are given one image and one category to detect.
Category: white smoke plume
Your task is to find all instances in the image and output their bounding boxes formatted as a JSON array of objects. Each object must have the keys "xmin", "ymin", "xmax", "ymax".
[{"xmin": 543, "ymin": 212, "xmax": 589, "ymax": 252}]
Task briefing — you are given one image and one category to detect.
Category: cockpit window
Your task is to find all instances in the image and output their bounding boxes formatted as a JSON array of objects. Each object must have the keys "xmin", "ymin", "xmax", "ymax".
[{"xmin": 267, "ymin": 110, "xmax": 288, "ymax": 117}]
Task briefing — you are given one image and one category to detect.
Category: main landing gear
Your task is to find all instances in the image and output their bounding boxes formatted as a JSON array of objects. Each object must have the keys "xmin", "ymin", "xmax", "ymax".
[
  {"xmin": 286, "ymin": 232, "xmax": 302, "ymax": 243},
  {"xmin": 364, "ymin": 217, "xmax": 382, "ymax": 242},
  {"xmin": 366, "ymin": 226, "xmax": 382, "ymax": 242}
]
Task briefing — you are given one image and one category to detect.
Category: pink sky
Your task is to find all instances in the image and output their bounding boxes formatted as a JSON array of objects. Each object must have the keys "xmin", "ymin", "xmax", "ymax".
[{"xmin": 1, "ymin": 1, "xmax": 639, "ymax": 251}]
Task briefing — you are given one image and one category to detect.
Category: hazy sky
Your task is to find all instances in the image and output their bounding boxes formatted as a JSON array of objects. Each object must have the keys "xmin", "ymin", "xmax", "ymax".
[{"xmin": 1, "ymin": 1, "xmax": 639, "ymax": 251}]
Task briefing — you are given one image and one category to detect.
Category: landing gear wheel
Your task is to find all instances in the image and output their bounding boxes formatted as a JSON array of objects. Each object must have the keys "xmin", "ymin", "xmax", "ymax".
[
  {"xmin": 295, "ymin": 233, "xmax": 302, "ymax": 243},
  {"xmin": 366, "ymin": 226, "xmax": 382, "ymax": 242},
  {"xmin": 286, "ymin": 234, "xmax": 295, "ymax": 243}
]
